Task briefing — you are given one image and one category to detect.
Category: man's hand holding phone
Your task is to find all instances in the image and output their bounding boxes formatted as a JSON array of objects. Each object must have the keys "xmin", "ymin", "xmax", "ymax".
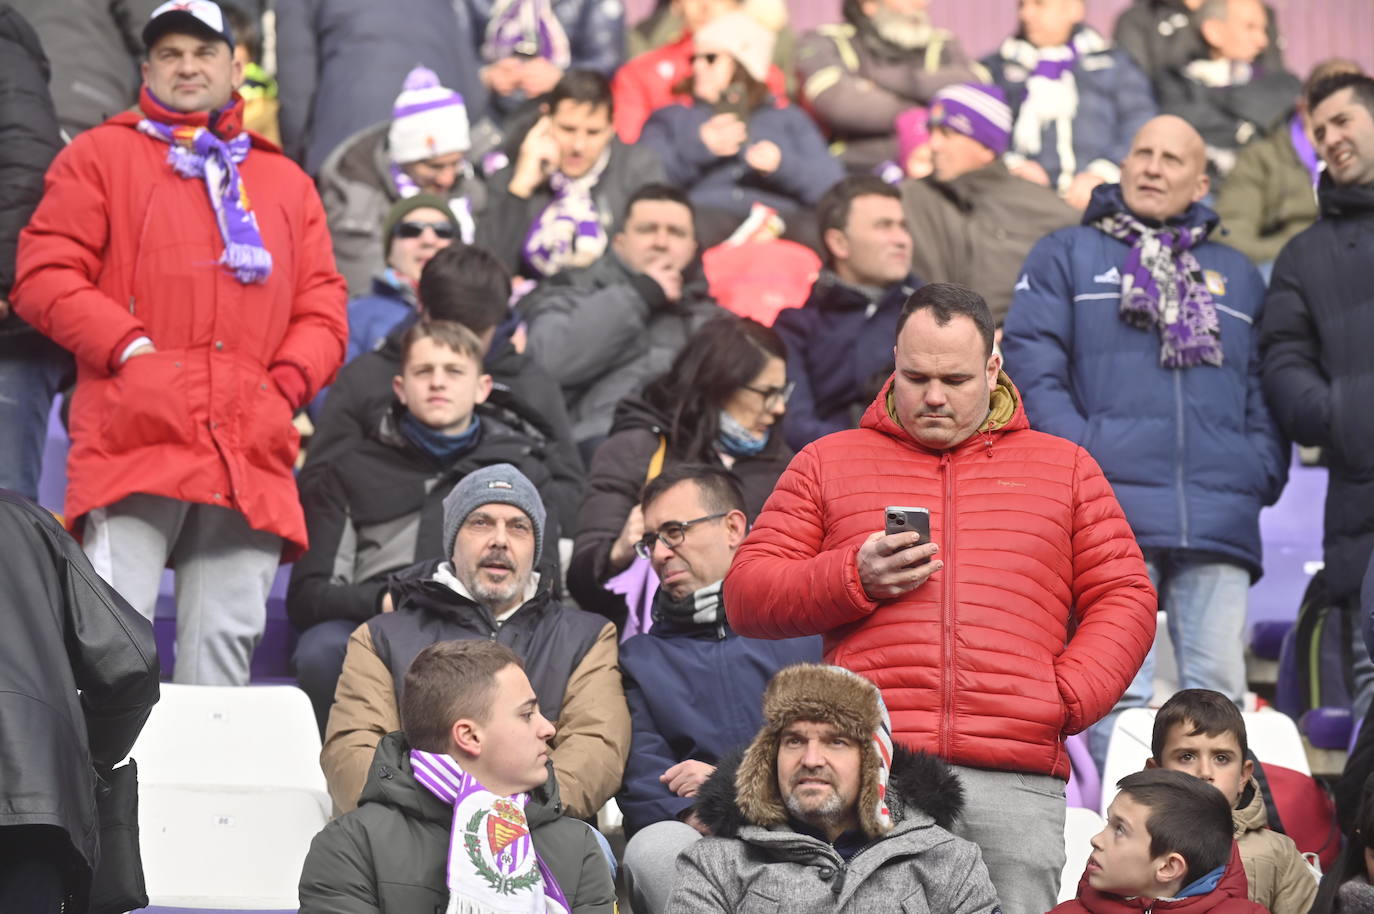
[{"xmin": 858, "ymin": 507, "xmax": 941, "ymax": 600}]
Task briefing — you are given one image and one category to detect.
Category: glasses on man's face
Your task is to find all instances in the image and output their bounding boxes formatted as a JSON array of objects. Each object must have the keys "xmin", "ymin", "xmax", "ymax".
[
  {"xmin": 742, "ymin": 380, "xmax": 796, "ymax": 411},
  {"xmin": 395, "ymin": 220, "xmax": 456, "ymax": 240},
  {"xmin": 633, "ymin": 512, "xmax": 728, "ymax": 560}
]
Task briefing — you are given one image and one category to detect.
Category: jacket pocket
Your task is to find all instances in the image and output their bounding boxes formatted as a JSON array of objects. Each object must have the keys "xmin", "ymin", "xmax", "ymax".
[
  {"xmin": 739, "ymin": 888, "xmax": 782, "ymax": 914},
  {"xmin": 243, "ymin": 371, "xmax": 299, "ymax": 471},
  {"xmin": 100, "ymin": 350, "xmax": 194, "ymax": 451},
  {"xmin": 901, "ymin": 885, "xmax": 933, "ymax": 914}
]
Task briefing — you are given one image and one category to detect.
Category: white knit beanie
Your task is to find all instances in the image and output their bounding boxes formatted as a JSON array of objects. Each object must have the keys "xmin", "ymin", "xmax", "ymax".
[
  {"xmin": 693, "ymin": 11, "xmax": 776, "ymax": 84},
  {"xmin": 388, "ymin": 65, "xmax": 470, "ymax": 164}
]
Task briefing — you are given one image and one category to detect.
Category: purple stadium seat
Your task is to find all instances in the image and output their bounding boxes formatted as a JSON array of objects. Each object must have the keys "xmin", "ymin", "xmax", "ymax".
[{"xmin": 1301, "ymin": 706, "xmax": 1354, "ymax": 751}]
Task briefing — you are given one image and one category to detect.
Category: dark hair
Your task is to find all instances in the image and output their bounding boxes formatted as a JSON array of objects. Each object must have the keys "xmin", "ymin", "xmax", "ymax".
[
  {"xmin": 1151, "ymin": 689, "xmax": 1248, "ymax": 762},
  {"xmin": 1303, "ymin": 59, "xmax": 1364, "ymax": 105},
  {"xmin": 1310, "ymin": 772, "xmax": 1374, "ymax": 914},
  {"xmin": 548, "ymin": 69, "xmax": 614, "ymax": 117},
  {"xmin": 1114, "ymin": 769, "xmax": 1233, "ymax": 886},
  {"xmin": 399, "ymin": 319, "xmax": 486, "ymax": 368},
  {"xmin": 674, "ymin": 65, "xmax": 770, "ymax": 115},
  {"xmin": 817, "ymin": 175, "xmax": 900, "ymax": 267},
  {"xmin": 641, "ymin": 315, "xmax": 787, "ymax": 462},
  {"xmin": 641, "ymin": 463, "xmax": 747, "ymax": 515},
  {"xmin": 418, "ymin": 245, "xmax": 512, "ymax": 335},
  {"xmin": 1309, "ymin": 72, "xmax": 1374, "ymax": 118},
  {"xmin": 616, "ymin": 182, "xmax": 696, "ymax": 234},
  {"xmin": 221, "ymin": 3, "xmax": 261, "ymax": 62},
  {"xmin": 895, "ymin": 283, "xmax": 996, "ymax": 356},
  {"xmin": 401, "ymin": 640, "xmax": 524, "ymax": 752}
]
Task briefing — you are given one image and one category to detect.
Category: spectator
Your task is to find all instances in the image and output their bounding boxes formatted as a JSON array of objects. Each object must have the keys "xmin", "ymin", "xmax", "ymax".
[
  {"xmin": 1113, "ymin": 0, "xmax": 1283, "ymax": 88},
  {"xmin": 1308, "ymin": 772, "xmax": 1374, "ymax": 914},
  {"xmin": 0, "ymin": 4, "xmax": 68, "ymax": 502},
  {"xmin": 299, "ymin": 640, "xmax": 616, "ymax": 913},
  {"xmin": 1050, "ymin": 770, "xmax": 1265, "ymax": 914},
  {"xmin": 724, "ymin": 283, "xmax": 1156, "ymax": 914},
  {"xmin": 319, "ymin": 66, "xmax": 483, "ymax": 294},
  {"xmin": 223, "ymin": 3, "xmax": 279, "ymax": 145},
  {"xmin": 0, "ymin": 491, "xmax": 160, "ymax": 914},
  {"xmin": 568, "ymin": 315, "xmax": 790, "ymax": 630},
  {"xmin": 982, "ymin": 0, "xmax": 1156, "ymax": 210},
  {"xmin": 796, "ymin": 0, "xmax": 976, "ymax": 174},
  {"xmin": 665, "ymin": 663, "xmax": 1001, "ymax": 914},
  {"xmin": 1215, "ymin": 58, "xmax": 1362, "ymax": 269},
  {"xmin": 289, "ymin": 321, "xmax": 569, "ymax": 731},
  {"xmin": 773, "ymin": 176, "xmax": 919, "ymax": 450},
  {"xmin": 1155, "ymin": 0, "xmax": 1301, "ymax": 182},
  {"xmin": 617, "ymin": 465, "xmax": 822, "ymax": 914},
  {"xmin": 639, "ymin": 12, "xmax": 843, "ymax": 250},
  {"xmin": 321, "ymin": 464, "xmax": 629, "ymax": 817},
  {"xmin": 520, "ymin": 183, "xmax": 721, "ymax": 448},
  {"xmin": 1261, "ymin": 72, "xmax": 1374, "ymax": 719},
  {"xmin": 900, "ymin": 82, "xmax": 1078, "ymax": 325},
  {"xmin": 479, "ymin": 69, "xmax": 662, "ymax": 279},
  {"xmin": 274, "ymin": 0, "xmax": 487, "ymax": 175},
  {"xmin": 11, "ymin": 0, "xmax": 348, "ymax": 685},
  {"xmin": 613, "ymin": 0, "xmax": 791, "ymax": 144},
  {"xmin": 1002, "ymin": 115, "xmax": 1286, "ymax": 761},
  {"xmin": 1146, "ymin": 690, "xmax": 1318, "ymax": 914}
]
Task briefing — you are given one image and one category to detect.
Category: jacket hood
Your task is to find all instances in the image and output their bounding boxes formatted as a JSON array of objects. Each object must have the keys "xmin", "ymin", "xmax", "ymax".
[
  {"xmin": 0, "ymin": 6, "xmax": 50, "ymax": 80},
  {"xmin": 360, "ymin": 730, "xmax": 563, "ymax": 828},
  {"xmin": 694, "ymin": 744, "xmax": 965, "ymax": 838},
  {"xmin": 1318, "ymin": 171, "xmax": 1374, "ymax": 218},
  {"xmin": 1082, "ymin": 183, "xmax": 1221, "ymax": 236},
  {"xmin": 607, "ymin": 391, "xmax": 672, "ymax": 436},
  {"xmin": 1231, "ymin": 780, "xmax": 1268, "ymax": 836},
  {"xmin": 859, "ymin": 370, "xmax": 1029, "ymax": 453},
  {"xmin": 804, "ymin": 270, "xmax": 918, "ymax": 313},
  {"xmin": 1072, "ymin": 843, "xmax": 1251, "ymax": 914}
]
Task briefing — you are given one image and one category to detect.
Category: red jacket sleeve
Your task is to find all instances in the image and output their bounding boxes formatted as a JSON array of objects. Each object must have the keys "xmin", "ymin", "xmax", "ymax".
[
  {"xmin": 1054, "ymin": 446, "xmax": 1157, "ymax": 733},
  {"xmin": 724, "ymin": 446, "xmax": 879, "ymax": 639},
  {"xmin": 612, "ymin": 63, "xmax": 656, "ymax": 144}
]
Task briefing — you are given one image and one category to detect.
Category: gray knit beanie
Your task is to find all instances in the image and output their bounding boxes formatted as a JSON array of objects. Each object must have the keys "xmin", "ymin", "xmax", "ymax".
[{"xmin": 441, "ymin": 464, "xmax": 546, "ymax": 564}]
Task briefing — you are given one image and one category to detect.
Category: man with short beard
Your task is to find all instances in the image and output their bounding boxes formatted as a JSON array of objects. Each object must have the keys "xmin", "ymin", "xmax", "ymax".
[
  {"xmin": 796, "ymin": 0, "xmax": 976, "ymax": 174},
  {"xmin": 320, "ymin": 463, "xmax": 630, "ymax": 820}
]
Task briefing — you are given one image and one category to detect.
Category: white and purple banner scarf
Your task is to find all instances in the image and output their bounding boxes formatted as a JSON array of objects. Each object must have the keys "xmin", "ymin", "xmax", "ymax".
[
  {"xmin": 521, "ymin": 148, "xmax": 610, "ymax": 277},
  {"xmin": 137, "ymin": 119, "xmax": 272, "ymax": 284},
  {"xmin": 481, "ymin": 0, "xmax": 571, "ymax": 69},
  {"xmin": 410, "ymin": 749, "xmax": 571, "ymax": 914}
]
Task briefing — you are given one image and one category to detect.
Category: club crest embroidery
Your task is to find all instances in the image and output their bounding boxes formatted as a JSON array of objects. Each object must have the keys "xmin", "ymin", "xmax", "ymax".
[
  {"xmin": 1204, "ymin": 270, "xmax": 1227, "ymax": 297},
  {"xmin": 463, "ymin": 799, "xmax": 539, "ymax": 894}
]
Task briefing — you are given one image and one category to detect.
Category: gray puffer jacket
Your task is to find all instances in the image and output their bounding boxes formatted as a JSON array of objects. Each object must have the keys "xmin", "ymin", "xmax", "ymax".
[{"xmin": 666, "ymin": 746, "xmax": 1001, "ymax": 914}]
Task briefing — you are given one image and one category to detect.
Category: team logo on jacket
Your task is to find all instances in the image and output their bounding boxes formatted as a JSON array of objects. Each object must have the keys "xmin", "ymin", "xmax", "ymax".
[
  {"xmin": 1093, "ymin": 267, "xmax": 1121, "ymax": 285},
  {"xmin": 1204, "ymin": 270, "xmax": 1228, "ymax": 296},
  {"xmin": 1015, "ymin": 274, "xmax": 1030, "ymax": 292}
]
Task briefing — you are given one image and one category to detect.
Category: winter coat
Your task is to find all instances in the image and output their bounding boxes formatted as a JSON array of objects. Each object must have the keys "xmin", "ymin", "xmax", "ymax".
[
  {"xmin": 567, "ymin": 392, "xmax": 792, "ymax": 628},
  {"xmin": 299, "ymin": 730, "xmax": 615, "ymax": 914},
  {"xmin": 1050, "ymin": 843, "xmax": 1268, "ymax": 914},
  {"xmin": 1232, "ymin": 780, "xmax": 1318, "ymax": 914},
  {"xmin": 1260, "ymin": 175, "xmax": 1374, "ymax": 602},
  {"xmin": 318, "ymin": 121, "xmax": 488, "ymax": 295},
  {"xmin": 1001, "ymin": 184, "xmax": 1287, "ymax": 579},
  {"xmin": 11, "ymin": 90, "xmax": 349, "ymax": 556},
  {"xmin": 1214, "ymin": 115, "xmax": 1319, "ymax": 265},
  {"xmin": 287, "ymin": 405, "xmax": 567, "ymax": 631},
  {"xmin": 1156, "ymin": 65, "xmax": 1301, "ymax": 172},
  {"xmin": 478, "ymin": 139, "xmax": 663, "ymax": 279},
  {"xmin": 1112, "ymin": 0, "xmax": 1284, "ymax": 87},
  {"xmin": 639, "ymin": 98, "xmax": 844, "ymax": 221},
  {"xmin": 617, "ymin": 594, "xmax": 822, "ymax": 835},
  {"xmin": 274, "ymin": 0, "xmax": 488, "ymax": 174},
  {"xmin": 773, "ymin": 271, "xmax": 920, "ymax": 450},
  {"xmin": 0, "ymin": 491, "xmax": 160, "ymax": 901},
  {"xmin": 304, "ymin": 316, "xmax": 585, "ymax": 527},
  {"xmin": 723, "ymin": 374, "xmax": 1157, "ymax": 780},
  {"xmin": 519, "ymin": 252, "xmax": 722, "ymax": 443},
  {"xmin": 612, "ymin": 33, "xmax": 791, "ymax": 144},
  {"xmin": 666, "ymin": 746, "xmax": 1000, "ymax": 914},
  {"xmin": 982, "ymin": 26, "xmax": 1157, "ymax": 190},
  {"xmin": 344, "ymin": 273, "xmax": 417, "ymax": 364},
  {"xmin": 901, "ymin": 160, "xmax": 1078, "ymax": 325},
  {"xmin": 796, "ymin": 21, "xmax": 976, "ymax": 173},
  {"xmin": 321, "ymin": 559, "xmax": 629, "ymax": 818}
]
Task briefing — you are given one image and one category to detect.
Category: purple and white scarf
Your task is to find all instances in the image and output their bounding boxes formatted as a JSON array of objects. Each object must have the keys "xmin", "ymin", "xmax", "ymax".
[
  {"xmin": 137, "ymin": 119, "xmax": 272, "ymax": 284},
  {"xmin": 481, "ymin": 0, "xmax": 571, "ymax": 70},
  {"xmin": 521, "ymin": 147, "xmax": 610, "ymax": 277},
  {"xmin": 410, "ymin": 749, "xmax": 571, "ymax": 914},
  {"xmin": 1095, "ymin": 211, "xmax": 1224, "ymax": 369}
]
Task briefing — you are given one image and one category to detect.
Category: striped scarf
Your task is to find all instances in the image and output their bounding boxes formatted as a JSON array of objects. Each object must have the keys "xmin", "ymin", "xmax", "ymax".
[{"xmin": 481, "ymin": 0, "xmax": 571, "ymax": 69}]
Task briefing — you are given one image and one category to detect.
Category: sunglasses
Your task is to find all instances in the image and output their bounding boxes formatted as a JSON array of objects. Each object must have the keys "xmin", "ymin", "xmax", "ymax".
[
  {"xmin": 395, "ymin": 220, "xmax": 456, "ymax": 240},
  {"xmin": 691, "ymin": 52, "xmax": 721, "ymax": 65}
]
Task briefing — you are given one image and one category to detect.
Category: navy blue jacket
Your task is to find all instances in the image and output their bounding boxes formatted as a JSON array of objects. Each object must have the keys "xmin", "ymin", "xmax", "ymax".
[
  {"xmin": 1002, "ymin": 184, "xmax": 1287, "ymax": 578},
  {"xmin": 638, "ymin": 98, "xmax": 844, "ymax": 220},
  {"xmin": 773, "ymin": 271, "xmax": 920, "ymax": 450},
  {"xmin": 616, "ymin": 599, "xmax": 821, "ymax": 835}
]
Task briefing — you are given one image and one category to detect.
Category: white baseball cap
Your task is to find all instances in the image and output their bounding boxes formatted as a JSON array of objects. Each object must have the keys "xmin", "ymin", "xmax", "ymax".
[{"xmin": 143, "ymin": 0, "xmax": 235, "ymax": 51}]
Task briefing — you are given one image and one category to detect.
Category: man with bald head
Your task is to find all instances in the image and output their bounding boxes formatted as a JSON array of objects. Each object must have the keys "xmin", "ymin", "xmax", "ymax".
[{"xmin": 1004, "ymin": 114, "xmax": 1287, "ymax": 763}]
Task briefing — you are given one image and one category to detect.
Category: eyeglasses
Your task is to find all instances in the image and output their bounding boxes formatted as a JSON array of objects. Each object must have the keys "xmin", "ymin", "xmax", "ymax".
[
  {"xmin": 742, "ymin": 381, "xmax": 795, "ymax": 410},
  {"xmin": 691, "ymin": 52, "xmax": 721, "ymax": 65},
  {"xmin": 396, "ymin": 220, "xmax": 456, "ymax": 240},
  {"xmin": 633, "ymin": 512, "xmax": 728, "ymax": 559}
]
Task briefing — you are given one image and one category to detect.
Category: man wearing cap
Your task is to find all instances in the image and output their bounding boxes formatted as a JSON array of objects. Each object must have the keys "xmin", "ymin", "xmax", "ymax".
[
  {"xmin": 322, "ymin": 463, "xmax": 630, "ymax": 819},
  {"xmin": 319, "ymin": 65, "xmax": 486, "ymax": 295},
  {"xmin": 900, "ymin": 82, "xmax": 1077, "ymax": 326},
  {"xmin": 11, "ymin": 0, "xmax": 348, "ymax": 686},
  {"xmin": 665, "ymin": 663, "xmax": 1000, "ymax": 914}
]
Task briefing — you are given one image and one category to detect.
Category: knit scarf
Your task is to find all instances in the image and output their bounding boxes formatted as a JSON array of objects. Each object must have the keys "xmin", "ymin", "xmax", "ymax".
[
  {"xmin": 1094, "ymin": 210, "xmax": 1224, "ymax": 368},
  {"xmin": 481, "ymin": 0, "xmax": 571, "ymax": 70},
  {"xmin": 652, "ymin": 579, "xmax": 724, "ymax": 626},
  {"xmin": 137, "ymin": 110, "xmax": 272, "ymax": 284},
  {"xmin": 400, "ymin": 412, "xmax": 483, "ymax": 464},
  {"xmin": 390, "ymin": 161, "xmax": 478, "ymax": 244},
  {"xmin": 409, "ymin": 749, "xmax": 571, "ymax": 914},
  {"xmin": 717, "ymin": 409, "xmax": 770, "ymax": 457},
  {"xmin": 522, "ymin": 148, "xmax": 611, "ymax": 277}
]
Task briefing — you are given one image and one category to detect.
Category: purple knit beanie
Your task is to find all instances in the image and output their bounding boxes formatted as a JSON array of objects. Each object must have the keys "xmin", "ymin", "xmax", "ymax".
[{"xmin": 928, "ymin": 83, "xmax": 1012, "ymax": 156}]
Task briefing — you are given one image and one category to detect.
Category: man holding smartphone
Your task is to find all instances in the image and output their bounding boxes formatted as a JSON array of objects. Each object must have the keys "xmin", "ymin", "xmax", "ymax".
[{"xmin": 724, "ymin": 282, "xmax": 1156, "ymax": 914}]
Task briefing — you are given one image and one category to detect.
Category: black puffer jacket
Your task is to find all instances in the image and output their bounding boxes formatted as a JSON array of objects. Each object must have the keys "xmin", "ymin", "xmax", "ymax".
[{"xmin": 299, "ymin": 730, "xmax": 615, "ymax": 914}]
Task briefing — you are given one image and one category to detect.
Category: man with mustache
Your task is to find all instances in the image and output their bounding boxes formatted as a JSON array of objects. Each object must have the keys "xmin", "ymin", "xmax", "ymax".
[{"xmin": 320, "ymin": 462, "xmax": 630, "ymax": 822}]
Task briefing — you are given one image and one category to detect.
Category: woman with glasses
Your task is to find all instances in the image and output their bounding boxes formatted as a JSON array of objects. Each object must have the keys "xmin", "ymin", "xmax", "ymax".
[{"xmin": 567, "ymin": 314, "xmax": 794, "ymax": 629}]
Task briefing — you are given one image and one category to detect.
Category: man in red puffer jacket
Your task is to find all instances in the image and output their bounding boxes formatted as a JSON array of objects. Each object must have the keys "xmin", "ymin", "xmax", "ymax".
[
  {"xmin": 11, "ymin": 0, "xmax": 347, "ymax": 686},
  {"xmin": 725, "ymin": 282, "xmax": 1155, "ymax": 914}
]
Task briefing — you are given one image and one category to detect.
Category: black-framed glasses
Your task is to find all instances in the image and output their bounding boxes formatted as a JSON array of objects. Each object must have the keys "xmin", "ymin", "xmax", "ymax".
[
  {"xmin": 396, "ymin": 220, "xmax": 456, "ymax": 240},
  {"xmin": 634, "ymin": 512, "xmax": 728, "ymax": 559},
  {"xmin": 691, "ymin": 52, "xmax": 721, "ymax": 65},
  {"xmin": 742, "ymin": 381, "xmax": 795, "ymax": 410}
]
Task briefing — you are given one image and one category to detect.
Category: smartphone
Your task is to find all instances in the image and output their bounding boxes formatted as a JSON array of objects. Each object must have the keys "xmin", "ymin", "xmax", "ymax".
[{"xmin": 885, "ymin": 507, "xmax": 931, "ymax": 565}]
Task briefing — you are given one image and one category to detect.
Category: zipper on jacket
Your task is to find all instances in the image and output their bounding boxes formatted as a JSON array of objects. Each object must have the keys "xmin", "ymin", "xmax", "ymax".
[
  {"xmin": 1173, "ymin": 370, "xmax": 1189, "ymax": 548},
  {"xmin": 939, "ymin": 452, "xmax": 956, "ymax": 761}
]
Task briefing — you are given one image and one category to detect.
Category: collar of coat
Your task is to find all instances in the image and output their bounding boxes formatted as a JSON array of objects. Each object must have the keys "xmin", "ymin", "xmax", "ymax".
[
  {"xmin": 121, "ymin": 84, "xmax": 277, "ymax": 152},
  {"xmin": 873, "ymin": 369, "xmax": 1025, "ymax": 451}
]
